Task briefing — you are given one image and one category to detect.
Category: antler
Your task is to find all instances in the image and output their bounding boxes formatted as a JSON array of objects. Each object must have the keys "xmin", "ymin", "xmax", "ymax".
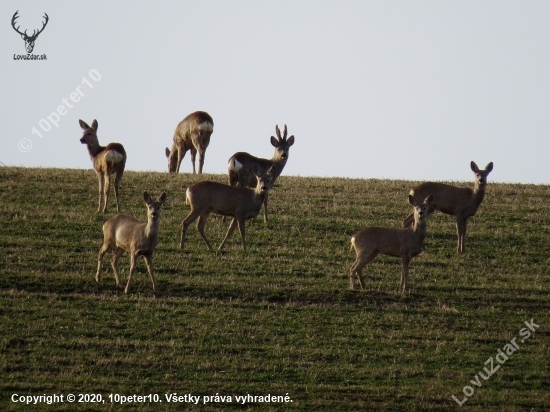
[
  {"xmin": 11, "ymin": 11, "xmax": 26, "ymax": 37},
  {"xmin": 275, "ymin": 125, "xmax": 282, "ymax": 140},
  {"xmin": 29, "ymin": 13, "xmax": 49, "ymax": 40},
  {"xmin": 282, "ymin": 124, "xmax": 288, "ymax": 140}
]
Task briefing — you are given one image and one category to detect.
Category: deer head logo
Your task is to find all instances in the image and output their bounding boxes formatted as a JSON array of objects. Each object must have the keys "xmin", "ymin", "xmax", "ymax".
[{"xmin": 11, "ymin": 11, "xmax": 49, "ymax": 54}]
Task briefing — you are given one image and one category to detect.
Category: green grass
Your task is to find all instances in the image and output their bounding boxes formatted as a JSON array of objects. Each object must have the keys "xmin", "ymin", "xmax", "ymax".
[{"xmin": 1, "ymin": 167, "xmax": 549, "ymax": 411}]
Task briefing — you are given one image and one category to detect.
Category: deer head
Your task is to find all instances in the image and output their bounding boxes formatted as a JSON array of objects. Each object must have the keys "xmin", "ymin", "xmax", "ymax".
[
  {"xmin": 270, "ymin": 124, "xmax": 295, "ymax": 161},
  {"xmin": 12, "ymin": 11, "xmax": 49, "ymax": 54}
]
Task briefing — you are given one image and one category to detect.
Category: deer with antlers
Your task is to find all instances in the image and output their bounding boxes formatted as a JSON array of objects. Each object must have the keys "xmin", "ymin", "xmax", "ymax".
[
  {"xmin": 165, "ymin": 111, "xmax": 214, "ymax": 174},
  {"xmin": 11, "ymin": 11, "xmax": 49, "ymax": 54},
  {"xmin": 227, "ymin": 124, "xmax": 295, "ymax": 223},
  {"xmin": 79, "ymin": 119, "xmax": 127, "ymax": 213}
]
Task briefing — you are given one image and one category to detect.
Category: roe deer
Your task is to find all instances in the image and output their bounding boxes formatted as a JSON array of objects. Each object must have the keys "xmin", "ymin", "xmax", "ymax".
[
  {"xmin": 349, "ymin": 195, "xmax": 433, "ymax": 293},
  {"xmin": 227, "ymin": 124, "xmax": 295, "ymax": 223},
  {"xmin": 79, "ymin": 119, "xmax": 127, "ymax": 213},
  {"xmin": 403, "ymin": 161, "xmax": 493, "ymax": 253},
  {"xmin": 165, "ymin": 111, "xmax": 214, "ymax": 174},
  {"xmin": 96, "ymin": 191, "xmax": 167, "ymax": 294},
  {"xmin": 180, "ymin": 165, "xmax": 274, "ymax": 250}
]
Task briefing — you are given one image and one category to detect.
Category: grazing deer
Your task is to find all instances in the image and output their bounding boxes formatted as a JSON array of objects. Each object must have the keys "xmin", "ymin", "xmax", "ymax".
[
  {"xmin": 180, "ymin": 165, "xmax": 274, "ymax": 250},
  {"xmin": 79, "ymin": 119, "xmax": 126, "ymax": 213},
  {"xmin": 403, "ymin": 161, "xmax": 494, "ymax": 253},
  {"xmin": 227, "ymin": 124, "xmax": 295, "ymax": 223},
  {"xmin": 96, "ymin": 192, "xmax": 167, "ymax": 294},
  {"xmin": 349, "ymin": 195, "xmax": 433, "ymax": 293},
  {"xmin": 165, "ymin": 111, "xmax": 214, "ymax": 174}
]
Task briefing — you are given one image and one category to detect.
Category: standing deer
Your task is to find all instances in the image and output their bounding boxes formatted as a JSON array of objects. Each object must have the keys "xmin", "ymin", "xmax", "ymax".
[
  {"xmin": 96, "ymin": 192, "xmax": 167, "ymax": 294},
  {"xmin": 349, "ymin": 195, "xmax": 433, "ymax": 293},
  {"xmin": 227, "ymin": 124, "xmax": 295, "ymax": 223},
  {"xmin": 165, "ymin": 111, "xmax": 214, "ymax": 174},
  {"xmin": 79, "ymin": 119, "xmax": 127, "ymax": 213},
  {"xmin": 180, "ymin": 165, "xmax": 274, "ymax": 251},
  {"xmin": 403, "ymin": 161, "xmax": 494, "ymax": 253}
]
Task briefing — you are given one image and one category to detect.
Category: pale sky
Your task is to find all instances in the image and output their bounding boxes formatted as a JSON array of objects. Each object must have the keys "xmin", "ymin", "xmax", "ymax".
[{"xmin": 2, "ymin": 1, "xmax": 549, "ymax": 183}]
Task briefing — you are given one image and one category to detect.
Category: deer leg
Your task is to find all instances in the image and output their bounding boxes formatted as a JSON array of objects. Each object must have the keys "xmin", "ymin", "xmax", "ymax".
[
  {"xmin": 111, "ymin": 247, "xmax": 125, "ymax": 287},
  {"xmin": 349, "ymin": 251, "xmax": 377, "ymax": 290},
  {"xmin": 143, "ymin": 254, "xmax": 156, "ymax": 294},
  {"xmin": 236, "ymin": 217, "xmax": 247, "ymax": 250},
  {"xmin": 176, "ymin": 148, "xmax": 185, "ymax": 174},
  {"xmin": 124, "ymin": 252, "xmax": 137, "ymax": 294},
  {"xmin": 263, "ymin": 192, "xmax": 269, "ymax": 223},
  {"xmin": 190, "ymin": 148, "xmax": 197, "ymax": 174},
  {"xmin": 399, "ymin": 255, "xmax": 411, "ymax": 293},
  {"xmin": 114, "ymin": 170, "xmax": 123, "ymax": 213},
  {"xmin": 198, "ymin": 148, "xmax": 205, "ymax": 174},
  {"xmin": 97, "ymin": 173, "xmax": 105, "ymax": 213},
  {"xmin": 96, "ymin": 242, "xmax": 110, "ymax": 283},
  {"xmin": 456, "ymin": 216, "xmax": 467, "ymax": 253},
  {"xmin": 196, "ymin": 212, "xmax": 213, "ymax": 251},
  {"xmin": 180, "ymin": 209, "xmax": 201, "ymax": 249},
  {"xmin": 103, "ymin": 174, "xmax": 111, "ymax": 213},
  {"xmin": 219, "ymin": 218, "xmax": 238, "ymax": 250}
]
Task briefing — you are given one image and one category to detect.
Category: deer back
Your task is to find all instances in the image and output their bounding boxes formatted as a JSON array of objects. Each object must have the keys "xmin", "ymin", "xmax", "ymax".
[
  {"xmin": 174, "ymin": 111, "xmax": 214, "ymax": 148},
  {"xmin": 187, "ymin": 181, "xmax": 264, "ymax": 216}
]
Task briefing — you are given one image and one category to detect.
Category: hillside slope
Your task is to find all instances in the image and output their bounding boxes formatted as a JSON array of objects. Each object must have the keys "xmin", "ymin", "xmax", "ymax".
[{"xmin": 1, "ymin": 167, "xmax": 549, "ymax": 410}]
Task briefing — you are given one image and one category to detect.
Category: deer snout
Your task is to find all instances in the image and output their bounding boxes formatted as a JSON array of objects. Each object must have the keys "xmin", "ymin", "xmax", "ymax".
[
  {"xmin": 151, "ymin": 212, "xmax": 159, "ymax": 219},
  {"xmin": 80, "ymin": 138, "xmax": 86, "ymax": 144},
  {"xmin": 418, "ymin": 211, "xmax": 425, "ymax": 218},
  {"xmin": 261, "ymin": 185, "xmax": 268, "ymax": 191}
]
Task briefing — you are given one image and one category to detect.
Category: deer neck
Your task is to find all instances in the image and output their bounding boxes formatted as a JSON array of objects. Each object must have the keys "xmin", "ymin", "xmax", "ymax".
[
  {"xmin": 253, "ymin": 186, "xmax": 268, "ymax": 203},
  {"xmin": 412, "ymin": 219, "xmax": 427, "ymax": 240},
  {"xmin": 270, "ymin": 154, "xmax": 287, "ymax": 175},
  {"xmin": 472, "ymin": 183, "xmax": 486, "ymax": 207},
  {"xmin": 86, "ymin": 139, "xmax": 104, "ymax": 158},
  {"xmin": 145, "ymin": 219, "xmax": 159, "ymax": 239}
]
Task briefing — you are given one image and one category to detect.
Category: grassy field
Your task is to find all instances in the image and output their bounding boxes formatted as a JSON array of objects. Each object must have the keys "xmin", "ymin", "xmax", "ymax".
[{"xmin": 1, "ymin": 166, "xmax": 548, "ymax": 411}]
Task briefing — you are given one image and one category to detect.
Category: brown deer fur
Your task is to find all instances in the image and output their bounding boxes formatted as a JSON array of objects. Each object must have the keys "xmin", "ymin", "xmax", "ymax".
[
  {"xmin": 165, "ymin": 111, "xmax": 214, "ymax": 174},
  {"xmin": 180, "ymin": 166, "xmax": 274, "ymax": 250},
  {"xmin": 403, "ymin": 161, "xmax": 493, "ymax": 253},
  {"xmin": 96, "ymin": 192, "xmax": 166, "ymax": 294},
  {"xmin": 79, "ymin": 119, "xmax": 126, "ymax": 213},
  {"xmin": 227, "ymin": 124, "xmax": 294, "ymax": 223},
  {"xmin": 350, "ymin": 195, "xmax": 433, "ymax": 293}
]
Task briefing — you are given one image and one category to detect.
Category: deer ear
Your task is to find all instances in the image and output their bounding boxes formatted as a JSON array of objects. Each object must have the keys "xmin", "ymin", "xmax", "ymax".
[
  {"xmin": 471, "ymin": 161, "xmax": 480, "ymax": 173},
  {"xmin": 91, "ymin": 120, "xmax": 98, "ymax": 131},
  {"xmin": 143, "ymin": 191, "xmax": 152, "ymax": 204},
  {"xmin": 409, "ymin": 195, "xmax": 418, "ymax": 206},
  {"xmin": 286, "ymin": 135, "xmax": 295, "ymax": 146},
  {"xmin": 158, "ymin": 192, "xmax": 167, "ymax": 205},
  {"xmin": 270, "ymin": 136, "xmax": 279, "ymax": 147},
  {"xmin": 79, "ymin": 119, "xmax": 90, "ymax": 130},
  {"xmin": 165, "ymin": 148, "xmax": 171, "ymax": 158},
  {"xmin": 253, "ymin": 164, "xmax": 261, "ymax": 177},
  {"xmin": 485, "ymin": 162, "xmax": 494, "ymax": 173},
  {"xmin": 424, "ymin": 194, "xmax": 434, "ymax": 205}
]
